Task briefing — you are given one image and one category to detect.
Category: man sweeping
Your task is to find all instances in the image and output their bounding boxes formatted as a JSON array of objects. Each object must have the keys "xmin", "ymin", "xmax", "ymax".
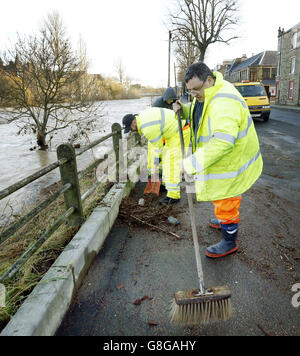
[
  {"xmin": 122, "ymin": 108, "xmax": 190, "ymax": 204},
  {"xmin": 174, "ymin": 62, "xmax": 263, "ymax": 259}
]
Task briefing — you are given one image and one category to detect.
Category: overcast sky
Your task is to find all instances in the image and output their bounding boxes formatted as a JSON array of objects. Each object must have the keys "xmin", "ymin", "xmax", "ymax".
[{"xmin": 0, "ymin": 0, "xmax": 299, "ymax": 87}]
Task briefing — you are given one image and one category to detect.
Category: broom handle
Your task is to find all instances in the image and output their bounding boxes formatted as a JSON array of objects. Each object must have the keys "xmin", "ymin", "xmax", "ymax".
[{"xmin": 177, "ymin": 112, "xmax": 205, "ymax": 294}]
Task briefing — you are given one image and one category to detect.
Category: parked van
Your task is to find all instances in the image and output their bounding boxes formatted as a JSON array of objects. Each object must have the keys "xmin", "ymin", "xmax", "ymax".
[{"xmin": 234, "ymin": 81, "xmax": 270, "ymax": 122}]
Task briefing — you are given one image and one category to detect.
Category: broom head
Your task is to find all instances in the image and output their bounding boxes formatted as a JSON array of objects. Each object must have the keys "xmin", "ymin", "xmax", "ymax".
[{"xmin": 170, "ymin": 285, "xmax": 232, "ymax": 325}]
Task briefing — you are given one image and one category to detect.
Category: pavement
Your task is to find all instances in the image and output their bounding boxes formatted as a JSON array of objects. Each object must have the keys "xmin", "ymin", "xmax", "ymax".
[
  {"xmin": 57, "ymin": 110, "xmax": 300, "ymax": 336},
  {"xmin": 271, "ymin": 103, "xmax": 300, "ymax": 112}
]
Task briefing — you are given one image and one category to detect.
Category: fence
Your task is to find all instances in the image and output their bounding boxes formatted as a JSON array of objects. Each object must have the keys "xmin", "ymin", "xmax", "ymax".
[{"xmin": 0, "ymin": 123, "xmax": 141, "ymax": 284}]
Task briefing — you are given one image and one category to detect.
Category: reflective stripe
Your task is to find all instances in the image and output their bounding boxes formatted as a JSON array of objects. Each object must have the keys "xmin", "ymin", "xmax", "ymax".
[
  {"xmin": 197, "ymin": 116, "xmax": 253, "ymax": 145},
  {"xmin": 208, "ymin": 117, "xmax": 212, "ymax": 136},
  {"xmin": 213, "ymin": 132, "xmax": 236, "ymax": 144},
  {"xmin": 142, "ymin": 109, "xmax": 165, "ymax": 143},
  {"xmin": 165, "ymin": 183, "xmax": 179, "ymax": 188},
  {"xmin": 226, "ymin": 229, "xmax": 238, "ymax": 234},
  {"xmin": 160, "ymin": 109, "xmax": 165, "ymax": 134},
  {"xmin": 150, "ymin": 134, "xmax": 162, "ymax": 143},
  {"xmin": 197, "ymin": 117, "xmax": 212, "ymax": 144},
  {"xmin": 194, "ymin": 150, "xmax": 261, "ymax": 181},
  {"xmin": 237, "ymin": 116, "xmax": 253, "ymax": 140},
  {"xmin": 197, "ymin": 135, "xmax": 211, "ymax": 144},
  {"xmin": 140, "ymin": 120, "xmax": 161, "ymax": 130},
  {"xmin": 190, "ymin": 154, "xmax": 203, "ymax": 172},
  {"xmin": 211, "ymin": 93, "xmax": 248, "ymax": 109}
]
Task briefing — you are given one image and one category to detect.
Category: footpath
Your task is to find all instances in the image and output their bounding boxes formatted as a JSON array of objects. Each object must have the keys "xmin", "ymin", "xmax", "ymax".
[{"xmin": 271, "ymin": 103, "xmax": 300, "ymax": 112}]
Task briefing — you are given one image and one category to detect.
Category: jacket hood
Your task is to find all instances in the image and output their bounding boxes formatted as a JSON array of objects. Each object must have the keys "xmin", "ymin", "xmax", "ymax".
[{"xmin": 163, "ymin": 87, "xmax": 177, "ymax": 101}]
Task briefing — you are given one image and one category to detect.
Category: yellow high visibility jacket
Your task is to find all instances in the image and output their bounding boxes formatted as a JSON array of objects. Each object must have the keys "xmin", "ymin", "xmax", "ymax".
[
  {"xmin": 182, "ymin": 72, "xmax": 263, "ymax": 202},
  {"xmin": 136, "ymin": 107, "xmax": 187, "ymax": 163}
]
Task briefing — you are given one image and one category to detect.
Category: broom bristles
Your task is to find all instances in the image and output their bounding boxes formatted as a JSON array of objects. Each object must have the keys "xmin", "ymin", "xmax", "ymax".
[{"xmin": 170, "ymin": 287, "xmax": 233, "ymax": 325}]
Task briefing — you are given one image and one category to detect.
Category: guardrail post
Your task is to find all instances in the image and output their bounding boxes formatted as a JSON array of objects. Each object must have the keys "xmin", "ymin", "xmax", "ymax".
[
  {"xmin": 57, "ymin": 143, "xmax": 84, "ymax": 226},
  {"xmin": 112, "ymin": 123, "xmax": 123, "ymax": 182}
]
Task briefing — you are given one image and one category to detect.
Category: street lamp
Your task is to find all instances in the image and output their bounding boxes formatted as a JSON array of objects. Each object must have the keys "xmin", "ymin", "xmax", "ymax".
[{"xmin": 168, "ymin": 30, "xmax": 172, "ymax": 87}]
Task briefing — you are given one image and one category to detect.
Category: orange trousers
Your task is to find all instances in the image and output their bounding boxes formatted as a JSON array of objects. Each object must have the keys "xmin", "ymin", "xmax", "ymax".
[{"xmin": 212, "ymin": 196, "xmax": 242, "ymax": 225}]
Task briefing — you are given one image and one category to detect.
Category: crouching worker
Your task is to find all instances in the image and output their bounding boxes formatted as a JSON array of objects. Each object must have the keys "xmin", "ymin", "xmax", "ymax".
[
  {"xmin": 148, "ymin": 87, "xmax": 178, "ymax": 185},
  {"xmin": 122, "ymin": 108, "xmax": 190, "ymax": 205},
  {"xmin": 176, "ymin": 62, "xmax": 263, "ymax": 258}
]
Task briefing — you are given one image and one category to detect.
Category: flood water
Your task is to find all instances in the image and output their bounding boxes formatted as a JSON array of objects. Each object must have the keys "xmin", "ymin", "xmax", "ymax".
[{"xmin": 0, "ymin": 96, "xmax": 154, "ymax": 223}]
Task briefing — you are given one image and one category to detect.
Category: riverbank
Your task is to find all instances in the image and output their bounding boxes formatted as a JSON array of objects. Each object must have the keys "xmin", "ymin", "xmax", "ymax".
[{"xmin": 0, "ymin": 170, "xmax": 112, "ymax": 331}]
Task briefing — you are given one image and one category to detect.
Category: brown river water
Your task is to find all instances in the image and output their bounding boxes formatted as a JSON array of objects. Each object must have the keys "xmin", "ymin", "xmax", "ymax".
[{"xmin": 0, "ymin": 97, "xmax": 153, "ymax": 223}]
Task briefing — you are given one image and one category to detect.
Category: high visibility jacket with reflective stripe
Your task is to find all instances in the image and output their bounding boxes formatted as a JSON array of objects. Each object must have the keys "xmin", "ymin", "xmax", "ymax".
[
  {"xmin": 136, "ymin": 107, "xmax": 186, "ymax": 162},
  {"xmin": 182, "ymin": 71, "xmax": 263, "ymax": 202}
]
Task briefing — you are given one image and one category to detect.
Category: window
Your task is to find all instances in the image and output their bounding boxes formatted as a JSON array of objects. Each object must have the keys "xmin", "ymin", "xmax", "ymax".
[
  {"xmin": 235, "ymin": 84, "xmax": 266, "ymax": 97},
  {"xmin": 263, "ymin": 68, "xmax": 271, "ymax": 79},
  {"xmin": 292, "ymin": 32, "xmax": 297, "ymax": 49},
  {"xmin": 291, "ymin": 57, "xmax": 296, "ymax": 74},
  {"xmin": 250, "ymin": 69, "xmax": 257, "ymax": 82},
  {"xmin": 288, "ymin": 81, "xmax": 294, "ymax": 100}
]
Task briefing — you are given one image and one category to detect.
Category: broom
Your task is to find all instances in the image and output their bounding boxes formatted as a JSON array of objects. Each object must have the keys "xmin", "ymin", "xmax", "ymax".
[{"xmin": 170, "ymin": 112, "xmax": 233, "ymax": 325}]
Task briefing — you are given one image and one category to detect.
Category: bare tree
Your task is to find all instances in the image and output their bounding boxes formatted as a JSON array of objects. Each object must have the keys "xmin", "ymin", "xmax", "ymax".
[
  {"xmin": 0, "ymin": 12, "xmax": 99, "ymax": 150},
  {"xmin": 114, "ymin": 57, "xmax": 126, "ymax": 84},
  {"xmin": 173, "ymin": 28, "xmax": 200, "ymax": 83},
  {"xmin": 169, "ymin": 0, "xmax": 239, "ymax": 62}
]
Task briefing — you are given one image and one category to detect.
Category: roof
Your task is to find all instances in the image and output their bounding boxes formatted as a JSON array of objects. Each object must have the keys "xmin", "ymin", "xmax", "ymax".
[
  {"xmin": 285, "ymin": 22, "xmax": 300, "ymax": 33},
  {"xmin": 226, "ymin": 51, "xmax": 278, "ymax": 73}
]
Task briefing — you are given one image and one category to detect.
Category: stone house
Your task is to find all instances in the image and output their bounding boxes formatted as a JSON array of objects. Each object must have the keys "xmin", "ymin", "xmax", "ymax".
[
  {"xmin": 224, "ymin": 51, "xmax": 278, "ymax": 98},
  {"xmin": 214, "ymin": 59, "xmax": 234, "ymax": 76},
  {"xmin": 276, "ymin": 23, "xmax": 300, "ymax": 106}
]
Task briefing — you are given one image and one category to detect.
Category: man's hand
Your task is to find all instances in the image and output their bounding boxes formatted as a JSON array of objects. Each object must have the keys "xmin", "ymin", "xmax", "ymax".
[
  {"xmin": 180, "ymin": 161, "xmax": 194, "ymax": 183},
  {"xmin": 173, "ymin": 100, "xmax": 182, "ymax": 114}
]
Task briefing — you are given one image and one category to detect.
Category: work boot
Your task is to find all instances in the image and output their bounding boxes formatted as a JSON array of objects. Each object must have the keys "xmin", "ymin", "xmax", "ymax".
[
  {"xmin": 160, "ymin": 184, "xmax": 167, "ymax": 192},
  {"xmin": 206, "ymin": 223, "xmax": 238, "ymax": 259},
  {"xmin": 209, "ymin": 218, "xmax": 221, "ymax": 230},
  {"xmin": 159, "ymin": 196, "xmax": 180, "ymax": 205}
]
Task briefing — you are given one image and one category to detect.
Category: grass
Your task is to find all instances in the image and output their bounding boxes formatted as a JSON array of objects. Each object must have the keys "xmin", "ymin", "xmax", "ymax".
[{"xmin": 0, "ymin": 169, "xmax": 111, "ymax": 332}]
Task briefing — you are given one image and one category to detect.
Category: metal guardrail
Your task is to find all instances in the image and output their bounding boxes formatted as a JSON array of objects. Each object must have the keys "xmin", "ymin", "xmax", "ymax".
[{"xmin": 0, "ymin": 123, "xmax": 141, "ymax": 283}]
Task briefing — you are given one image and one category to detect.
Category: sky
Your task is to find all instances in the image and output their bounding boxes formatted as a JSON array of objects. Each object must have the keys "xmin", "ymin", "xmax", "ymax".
[{"xmin": 0, "ymin": 0, "xmax": 299, "ymax": 88}]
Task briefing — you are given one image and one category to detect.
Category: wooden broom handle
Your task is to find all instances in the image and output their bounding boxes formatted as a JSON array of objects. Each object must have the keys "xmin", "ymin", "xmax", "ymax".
[{"xmin": 176, "ymin": 112, "xmax": 205, "ymax": 294}]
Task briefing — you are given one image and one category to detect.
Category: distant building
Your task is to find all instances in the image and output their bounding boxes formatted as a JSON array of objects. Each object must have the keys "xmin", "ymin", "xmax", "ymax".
[
  {"xmin": 276, "ymin": 23, "xmax": 300, "ymax": 106},
  {"xmin": 224, "ymin": 51, "xmax": 278, "ymax": 98},
  {"xmin": 214, "ymin": 59, "xmax": 234, "ymax": 75},
  {"xmin": 0, "ymin": 57, "xmax": 19, "ymax": 72}
]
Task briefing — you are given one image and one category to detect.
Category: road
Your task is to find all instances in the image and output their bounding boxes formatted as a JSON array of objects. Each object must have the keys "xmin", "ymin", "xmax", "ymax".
[
  {"xmin": 57, "ymin": 107, "xmax": 300, "ymax": 336},
  {"xmin": 270, "ymin": 106, "xmax": 300, "ymax": 127}
]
